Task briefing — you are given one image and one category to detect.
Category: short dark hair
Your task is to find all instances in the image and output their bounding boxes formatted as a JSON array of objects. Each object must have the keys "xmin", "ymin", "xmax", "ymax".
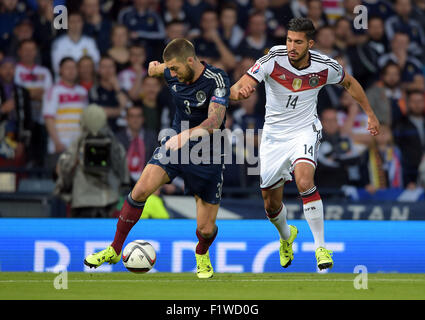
[
  {"xmin": 407, "ymin": 89, "xmax": 425, "ymax": 100},
  {"xmin": 381, "ymin": 61, "xmax": 400, "ymax": 76},
  {"xmin": 59, "ymin": 57, "xmax": 75, "ymax": 68},
  {"xmin": 220, "ymin": 2, "xmax": 237, "ymax": 13},
  {"xmin": 287, "ymin": 17, "xmax": 316, "ymax": 40},
  {"xmin": 18, "ymin": 39, "xmax": 37, "ymax": 50},
  {"xmin": 163, "ymin": 38, "xmax": 196, "ymax": 62}
]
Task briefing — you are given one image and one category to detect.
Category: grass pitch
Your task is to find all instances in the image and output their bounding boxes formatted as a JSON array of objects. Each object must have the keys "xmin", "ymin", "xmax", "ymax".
[{"xmin": 1, "ymin": 272, "xmax": 424, "ymax": 300}]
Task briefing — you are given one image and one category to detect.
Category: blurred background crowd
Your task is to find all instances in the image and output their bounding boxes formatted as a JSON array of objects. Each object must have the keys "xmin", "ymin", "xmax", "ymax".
[{"xmin": 1, "ymin": 0, "xmax": 425, "ymax": 214}]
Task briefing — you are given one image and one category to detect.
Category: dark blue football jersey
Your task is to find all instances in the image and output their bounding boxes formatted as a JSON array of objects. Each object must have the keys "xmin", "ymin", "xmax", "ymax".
[{"xmin": 164, "ymin": 62, "xmax": 230, "ymax": 136}]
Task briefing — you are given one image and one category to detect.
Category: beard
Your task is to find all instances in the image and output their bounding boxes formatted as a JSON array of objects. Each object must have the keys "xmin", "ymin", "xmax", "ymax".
[
  {"xmin": 178, "ymin": 64, "xmax": 195, "ymax": 83},
  {"xmin": 288, "ymin": 47, "xmax": 309, "ymax": 63}
]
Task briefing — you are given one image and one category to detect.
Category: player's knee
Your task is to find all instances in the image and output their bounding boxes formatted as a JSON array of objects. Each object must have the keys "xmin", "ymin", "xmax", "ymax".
[
  {"xmin": 296, "ymin": 178, "xmax": 314, "ymax": 194},
  {"xmin": 131, "ymin": 187, "xmax": 152, "ymax": 203},
  {"xmin": 197, "ymin": 223, "xmax": 216, "ymax": 238},
  {"xmin": 264, "ymin": 198, "xmax": 281, "ymax": 215}
]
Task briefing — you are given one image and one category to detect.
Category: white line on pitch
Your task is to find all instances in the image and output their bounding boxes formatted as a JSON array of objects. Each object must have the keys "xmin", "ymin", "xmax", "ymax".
[{"xmin": 1, "ymin": 278, "xmax": 425, "ymax": 283}]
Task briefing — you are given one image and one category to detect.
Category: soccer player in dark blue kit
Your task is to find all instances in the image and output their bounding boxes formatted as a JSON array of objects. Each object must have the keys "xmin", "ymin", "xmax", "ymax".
[{"xmin": 85, "ymin": 38, "xmax": 230, "ymax": 279}]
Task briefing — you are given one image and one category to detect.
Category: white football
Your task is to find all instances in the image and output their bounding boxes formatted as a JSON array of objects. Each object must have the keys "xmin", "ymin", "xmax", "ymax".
[{"xmin": 122, "ymin": 240, "xmax": 156, "ymax": 273}]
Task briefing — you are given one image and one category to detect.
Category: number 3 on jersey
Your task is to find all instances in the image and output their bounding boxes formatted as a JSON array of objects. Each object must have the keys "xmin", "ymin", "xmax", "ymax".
[
  {"xmin": 285, "ymin": 95, "xmax": 298, "ymax": 109},
  {"xmin": 184, "ymin": 100, "xmax": 191, "ymax": 115}
]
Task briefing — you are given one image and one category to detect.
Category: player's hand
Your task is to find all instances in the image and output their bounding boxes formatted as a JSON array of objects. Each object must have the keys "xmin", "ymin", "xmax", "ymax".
[
  {"xmin": 238, "ymin": 84, "xmax": 255, "ymax": 100},
  {"xmin": 230, "ymin": 84, "xmax": 255, "ymax": 101},
  {"xmin": 367, "ymin": 115, "xmax": 380, "ymax": 136},
  {"xmin": 148, "ymin": 61, "xmax": 161, "ymax": 77},
  {"xmin": 165, "ymin": 130, "xmax": 190, "ymax": 151}
]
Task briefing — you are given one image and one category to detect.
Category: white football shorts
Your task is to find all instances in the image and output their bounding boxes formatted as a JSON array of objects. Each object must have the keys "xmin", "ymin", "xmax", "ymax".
[{"xmin": 259, "ymin": 124, "xmax": 322, "ymax": 190}]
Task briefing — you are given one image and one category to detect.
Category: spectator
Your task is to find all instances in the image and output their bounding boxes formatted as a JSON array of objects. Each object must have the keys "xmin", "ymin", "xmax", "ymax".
[
  {"xmin": 29, "ymin": 0, "xmax": 57, "ymax": 69},
  {"xmin": 77, "ymin": 56, "xmax": 96, "ymax": 91},
  {"xmin": 192, "ymin": 9, "xmax": 236, "ymax": 71},
  {"xmin": 218, "ymin": 2, "xmax": 244, "ymax": 52},
  {"xmin": 313, "ymin": 26, "xmax": 339, "ymax": 58},
  {"xmin": 118, "ymin": 0, "xmax": 166, "ymax": 58},
  {"xmin": 305, "ymin": 0, "xmax": 329, "ymax": 29},
  {"xmin": 337, "ymin": 90, "xmax": 373, "ymax": 149},
  {"xmin": 6, "ymin": 18, "xmax": 35, "ymax": 58},
  {"xmin": 316, "ymin": 108, "xmax": 364, "ymax": 188},
  {"xmin": 118, "ymin": 44, "xmax": 147, "ymax": 101},
  {"xmin": 363, "ymin": 0, "xmax": 395, "ymax": 22},
  {"xmin": 0, "ymin": 0, "xmax": 27, "ymax": 50},
  {"xmin": 114, "ymin": 104, "xmax": 172, "ymax": 218},
  {"xmin": 378, "ymin": 32, "xmax": 423, "ymax": 85},
  {"xmin": 364, "ymin": 94, "xmax": 390, "ymax": 130},
  {"xmin": 54, "ymin": 104, "xmax": 129, "ymax": 218},
  {"xmin": 89, "ymin": 56, "xmax": 130, "ymax": 132},
  {"xmin": 115, "ymin": 105, "xmax": 157, "ymax": 183},
  {"xmin": 250, "ymin": 0, "xmax": 285, "ymax": 40},
  {"xmin": 81, "ymin": 0, "xmax": 113, "ymax": 55},
  {"xmin": 42, "ymin": 57, "xmax": 88, "ymax": 171},
  {"xmin": 371, "ymin": 62, "xmax": 405, "ymax": 126},
  {"xmin": 341, "ymin": 0, "xmax": 368, "ymax": 44},
  {"xmin": 333, "ymin": 17, "xmax": 355, "ymax": 52},
  {"xmin": 366, "ymin": 124, "xmax": 403, "ymax": 192},
  {"xmin": 107, "ymin": 24, "xmax": 130, "ymax": 73},
  {"xmin": 233, "ymin": 91, "xmax": 264, "ymax": 133},
  {"xmin": 347, "ymin": 15, "xmax": 389, "ymax": 88},
  {"xmin": 411, "ymin": 0, "xmax": 425, "ymax": 37},
  {"xmin": 290, "ymin": 0, "xmax": 308, "ymax": 19},
  {"xmin": 393, "ymin": 90, "xmax": 425, "ymax": 189},
  {"xmin": 164, "ymin": 19, "xmax": 188, "ymax": 44},
  {"xmin": 162, "ymin": 0, "xmax": 187, "ymax": 25},
  {"xmin": 233, "ymin": 90, "xmax": 263, "ymax": 186},
  {"xmin": 385, "ymin": 0, "xmax": 425, "ymax": 61},
  {"xmin": 0, "ymin": 57, "xmax": 32, "ymax": 167},
  {"xmin": 183, "ymin": 0, "xmax": 211, "ymax": 31},
  {"xmin": 158, "ymin": 19, "xmax": 189, "ymax": 63},
  {"xmin": 136, "ymin": 75, "xmax": 162, "ymax": 134},
  {"xmin": 106, "ymin": 0, "xmax": 132, "ymax": 21},
  {"xmin": 14, "ymin": 39, "xmax": 52, "ymax": 166},
  {"xmin": 235, "ymin": 11, "xmax": 275, "ymax": 61},
  {"xmin": 51, "ymin": 11, "xmax": 100, "ymax": 78}
]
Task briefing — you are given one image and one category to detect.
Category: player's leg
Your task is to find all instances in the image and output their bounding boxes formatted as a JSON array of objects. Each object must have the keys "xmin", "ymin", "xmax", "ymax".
[
  {"xmin": 262, "ymin": 185, "xmax": 298, "ymax": 268},
  {"xmin": 259, "ymin": 133, "xmax": 298, "ymax": 268},
  {"xmin": 84, "ymin": 164, "xmax": 170, "ymax": 268},
  {"xmin": 293, "ymin": 161, "xmax": 333, "ymax": 270},
  {"xmin": 262, "ymin": 185, "xmax": 290, "ymax": 240},
  {"xmin": 194, "ymin": 194, "xmax": 219, "ymax": 279}
]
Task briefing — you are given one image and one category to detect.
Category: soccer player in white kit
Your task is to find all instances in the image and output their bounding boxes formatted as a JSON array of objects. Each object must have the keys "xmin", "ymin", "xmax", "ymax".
[{"xmin": 230, "ymin": 18, "xmax": 380, "ymax": 270}]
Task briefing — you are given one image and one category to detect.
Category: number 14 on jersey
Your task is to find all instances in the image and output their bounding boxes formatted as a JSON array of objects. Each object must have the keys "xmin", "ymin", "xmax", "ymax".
[{"xmin": 285, "ymin": 95, "xmax": 298, "ymax": 109}]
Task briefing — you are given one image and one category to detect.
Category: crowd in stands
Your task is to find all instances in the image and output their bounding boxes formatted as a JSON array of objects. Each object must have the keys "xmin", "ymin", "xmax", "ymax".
[{"xmin": 1, "ymin": 0, "xmax": 425, "ymax": 198}]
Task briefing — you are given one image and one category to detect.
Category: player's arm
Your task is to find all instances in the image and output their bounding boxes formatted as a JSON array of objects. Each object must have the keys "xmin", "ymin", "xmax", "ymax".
[
  {"xmin": 148, "ymin": 61, "xmax": 166, "ymax": 77},
  {"xmin": 340, "ymin": 73, "xmax": 380, "ymax": 136},
  {"xmin": 230, "ymin": 74, "xmax": 258, "ymax": 101},
  {"xmin": 193, "ymin": 102, "xmax": 227, "ymax": 135},
  {"xmin": 165, "ymin": 102, "xmax": 227, "ymax": 151}
]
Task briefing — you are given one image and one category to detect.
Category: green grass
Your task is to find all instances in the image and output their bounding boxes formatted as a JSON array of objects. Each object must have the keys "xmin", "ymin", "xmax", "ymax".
[{"xmin": 0, "ymin": 272, "xmax": 424, "ymax": 300}]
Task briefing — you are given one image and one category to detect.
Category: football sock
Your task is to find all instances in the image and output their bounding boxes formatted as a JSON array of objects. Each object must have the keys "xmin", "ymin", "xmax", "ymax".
[
  {"xmin": 266, "ymin": 202, "xmax": 291, "ymax": 240},
  {"xmin": 301, "ymin": 186, "xmax": 325, "ymax": 249},
  {"xmin": 111, "ymin": 192, "xmax": 145, "ymax": 254},
  {"xmin": 196, "ymin": 226, "xmax": 218, "ymax": 254}
]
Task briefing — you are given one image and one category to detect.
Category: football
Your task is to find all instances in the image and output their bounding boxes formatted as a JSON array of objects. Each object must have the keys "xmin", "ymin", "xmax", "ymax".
[{"xmin": 122, "ymin": 240, "xmax": 156, "ymax": 273}]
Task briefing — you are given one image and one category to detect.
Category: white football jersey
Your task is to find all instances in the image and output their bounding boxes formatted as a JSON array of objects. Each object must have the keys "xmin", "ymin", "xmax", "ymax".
[
  {"xmin": 14, "ymin": 63, "xmax": 53, "ymax": 123},
  {"xmin": 247, "ymin": 45, "xmax": 345, "ymax": 139},
  {"xmin": 51, "ymin": 35, "xmax": 100, "ymax": 78},
  {"xmin": 42, "ymin": 81, "xmax": 88, "ymax": 154}
]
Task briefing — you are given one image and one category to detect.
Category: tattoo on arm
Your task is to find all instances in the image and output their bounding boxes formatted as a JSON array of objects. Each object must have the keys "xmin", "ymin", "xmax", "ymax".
[{"xmin": 200, "ymin": 102, "xmax": 226, "ymax": 132}]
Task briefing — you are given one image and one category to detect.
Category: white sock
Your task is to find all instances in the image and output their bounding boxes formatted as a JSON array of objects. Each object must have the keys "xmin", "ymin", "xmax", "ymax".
[
  {"xmin": 303, "ymin": 197, "xmax": 325, "ymax": 249},
  {"xmin": 266, "ymin": 203, "xmax": 291, "ymax": 240}
]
